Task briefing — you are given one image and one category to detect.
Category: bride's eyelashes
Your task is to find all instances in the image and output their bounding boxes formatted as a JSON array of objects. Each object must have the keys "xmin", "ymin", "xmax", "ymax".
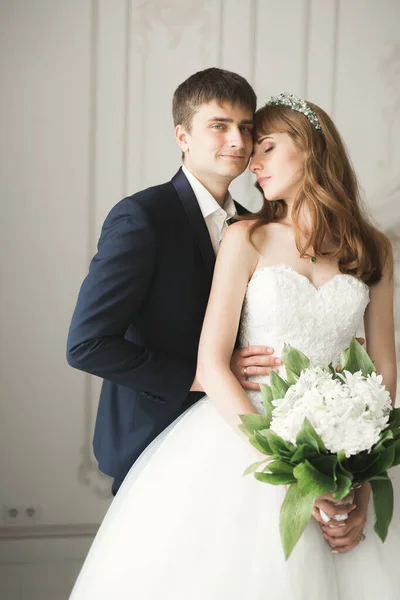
[{"xmin": 264, "ymin": 146, "xmax": 274, "ymax": 153}]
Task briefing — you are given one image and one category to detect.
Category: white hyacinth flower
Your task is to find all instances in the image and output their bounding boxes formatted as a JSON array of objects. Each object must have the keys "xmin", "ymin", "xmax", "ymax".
[{"xmin": 269, "ymin": 367, "xmax": 392, "ymax": 457}]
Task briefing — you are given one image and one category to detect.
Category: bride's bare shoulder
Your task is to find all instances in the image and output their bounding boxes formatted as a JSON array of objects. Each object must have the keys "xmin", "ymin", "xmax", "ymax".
[
  {"xmin": 227, "ymin": 218, "xmax": 269, "ymax": 244},
  {"xmin": 226, "ymin": 217, "xmax": 267, "ymax": 234},
  {"xmin": 223, "ymin": 218, "xmax": 258, "ymax": 245},
  {"xmin": 219, "ymin": 219, "xmax": 262, "ymax": 265}
]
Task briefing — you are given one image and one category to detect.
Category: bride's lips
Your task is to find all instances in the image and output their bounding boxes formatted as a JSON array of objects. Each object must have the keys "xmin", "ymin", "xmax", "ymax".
[{"xmin": 257, "ymin": 176, "xmax": 271, "ymax": 185}]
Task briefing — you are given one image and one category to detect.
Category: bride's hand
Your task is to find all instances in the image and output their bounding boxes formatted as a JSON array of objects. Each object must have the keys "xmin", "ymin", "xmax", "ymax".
[
  {"xmin": 311, "ymin": 490, "xmax": 356, "ymax": 526},
  {"xmin": 318, "ymin": 484, "xmax": 370, "ymax": 553}
]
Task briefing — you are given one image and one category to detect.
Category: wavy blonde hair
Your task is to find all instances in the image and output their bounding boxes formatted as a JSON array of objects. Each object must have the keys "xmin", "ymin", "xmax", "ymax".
[{"xmin": 248, "ymin": 101, "xmax": 389, "ymax": 284}]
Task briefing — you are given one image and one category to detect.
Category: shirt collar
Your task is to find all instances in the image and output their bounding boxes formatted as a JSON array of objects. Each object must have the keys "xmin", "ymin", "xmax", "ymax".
[{"xmin": 182, "ymin": 165, "xmax": 236, "ymax": 220}]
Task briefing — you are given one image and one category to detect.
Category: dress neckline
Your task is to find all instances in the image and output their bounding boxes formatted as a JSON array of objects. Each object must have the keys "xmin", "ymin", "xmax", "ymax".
[{"xmin": 249, "ymin": 264, "xmax": 369, "ymax": 293}]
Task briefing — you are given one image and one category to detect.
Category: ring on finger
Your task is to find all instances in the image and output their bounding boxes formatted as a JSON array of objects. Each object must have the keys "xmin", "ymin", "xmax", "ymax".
[
  {"xmin": 243, "ymin": 367, "xmax": 247, "ymax": 377},
  {"xmin": 356, "ymin": 533, "xmax": 366, "ymax": 542}
]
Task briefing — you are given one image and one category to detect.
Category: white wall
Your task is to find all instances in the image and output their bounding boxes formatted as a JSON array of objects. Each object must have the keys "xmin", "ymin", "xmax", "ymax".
[{"xmin": 0, "ymin": 0, "xmax": 399, "ymax": 596}]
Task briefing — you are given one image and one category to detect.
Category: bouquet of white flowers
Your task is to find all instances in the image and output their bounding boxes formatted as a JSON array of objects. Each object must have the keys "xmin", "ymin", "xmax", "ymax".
[{"xmin": 239, "ymin": 338, "xmax": 399, "ymax": 559}]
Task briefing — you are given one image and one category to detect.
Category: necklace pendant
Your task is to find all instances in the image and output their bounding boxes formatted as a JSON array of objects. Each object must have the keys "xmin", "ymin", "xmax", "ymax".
[{"xmin": 310, "ymin": 256, "xmax": 316, "ymax": 263}]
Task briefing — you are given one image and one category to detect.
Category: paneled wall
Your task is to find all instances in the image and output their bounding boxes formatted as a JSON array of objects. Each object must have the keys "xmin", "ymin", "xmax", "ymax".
[{"xmin": 0, "ymin": 2, "xmax": 399, "ymax": 595}]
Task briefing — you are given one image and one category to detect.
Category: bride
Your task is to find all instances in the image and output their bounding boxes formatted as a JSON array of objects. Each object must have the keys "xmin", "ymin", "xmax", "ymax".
[{"xmin": 69, "ymin": 94, "xmax": 398, "ymax": 599}]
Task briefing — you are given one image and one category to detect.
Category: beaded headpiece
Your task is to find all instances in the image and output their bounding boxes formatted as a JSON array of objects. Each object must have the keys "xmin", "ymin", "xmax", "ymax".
[{"xmin": 266, "ymin": 92, "xmax": 322, "ymax": 132}]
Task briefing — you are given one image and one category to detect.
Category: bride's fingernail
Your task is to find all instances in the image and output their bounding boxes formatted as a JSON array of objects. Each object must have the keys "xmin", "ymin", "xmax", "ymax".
[
  {"xmin": 275, "ymin": 359, "xmax": 282, "ymax": 365},
  {"xmin": 332, "ymin": 550, "xmax": 339, "ymax": 554}
]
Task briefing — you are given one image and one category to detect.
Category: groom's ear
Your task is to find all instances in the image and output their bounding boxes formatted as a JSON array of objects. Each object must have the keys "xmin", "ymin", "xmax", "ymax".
[{"xmin": 175, "ymin": 124, "xmax": 190, "ymax": 153}]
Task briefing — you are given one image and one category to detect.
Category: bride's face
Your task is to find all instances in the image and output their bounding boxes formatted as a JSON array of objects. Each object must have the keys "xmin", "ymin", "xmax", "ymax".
[{"xmin": 249, "ymin": 132, "xmax": 304, "ymax": 203}]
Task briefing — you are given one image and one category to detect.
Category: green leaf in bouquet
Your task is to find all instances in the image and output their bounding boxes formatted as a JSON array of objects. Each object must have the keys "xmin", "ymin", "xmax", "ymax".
[
  {"xmin": 388, "ymin": 439, "xmax": 400, "ymax": 467},
  {"xmin": 269, "ymin": 370, "xmax": 289, "ymax": 400},
  {"xmin": 242, "ymin": 459, "xmax": 269, "ymax": 477},
  {"xmin": 330, "ymin": 450, "xmax": 354, "ymax": 498},
  {"xmin": 358, "ymin": 445, "xmax": 395, "ymax": 482},
  {"xmin": 339, "ymin": 347, "xmax": 350, "ymax": 372},
  {"xmin": 291, "ymin": 444, "xmax": 319, "ymax": 463},
  {"xmin": 255, "ymin": 471, "xmax": 296, "ymax": 485},
  {"xmin": 281, "ymin": 343, "xmax": 311, "ymax": 377},
  {"xmin": 327, "ymin": 362, "xmax": 336, "ymax": 375},
  {"xmin": 248, "ymin": 431, "xmax": 274, "ymax": 456},
  {"xmin": 370, "ymin": 473, "xmax": 394, "ymax": 542},
  {"xmin": 257, "ymin": 429, "xmax": 295, "ymax": 457},
  {"xmin": 260, "ymin": 383, "xmax": 274, "ymax": 425},
  {"xmin": 387, "ymin": 407, "xmax": 400, "ymax": 432},
  {"xmin": 339, "ymin": 337, "xmax": 376, "ymax": 376},
  {"xmin": 347, "ymin": 450, "xmax": 378, "ymax": 475},
  {"xmin": 237, "ymin": 424, "xmax": 251, "ymax": 438},
  {"xmin": 238, "ymin": 414, "xmax": 271, "ymax": 438},
  {"xmin": 264, "ymin": 459, "xmax": 295, "ymax": 477},
  {"xmin": 279, "ymin": 483, "xmax": 316, "ymax": 560},
  {"xmin": 370, "ymin": 429, "xmax": 394, "ymax": 455},
  {"xmin": 311, "ymin": 455, "xmax": 337, "ymax": 479},
  {"xmin": 295, "ymin": 418, "xmax": 326, "ymax": 454},
  {"xmin": 285, "ymin": 367, "xmax": 298, "ymax": 386},
  {"xmin": 336, "ymin": 449, "xmax": 352, "ymax": 478},
  {"xmin": 293, "ymin": 460, "xmax": 334, "ymax": 497},
  {"xmin": 332, "ymin": 473, "xmax": 352, "ymax": 500}
]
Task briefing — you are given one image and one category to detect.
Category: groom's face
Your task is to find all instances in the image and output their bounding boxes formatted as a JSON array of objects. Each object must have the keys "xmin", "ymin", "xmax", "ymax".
[{"xmin": 176, "ymin": 101, "xmax": 253, "ymax": 182}]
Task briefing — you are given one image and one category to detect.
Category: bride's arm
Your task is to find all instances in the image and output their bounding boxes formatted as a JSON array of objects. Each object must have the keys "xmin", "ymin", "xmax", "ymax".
[
  {"xmin": 364, "ymin": 241, "xmax": 397, "ymax": 404},
  {"xmin": 197, "ymin": 220, "xmax": 261, "ymax": 432}
]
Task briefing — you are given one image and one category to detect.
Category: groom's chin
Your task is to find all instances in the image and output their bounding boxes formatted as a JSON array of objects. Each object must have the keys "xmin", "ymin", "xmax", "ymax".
[{"xmin": 217, "ymin": 161, "xmax": 247, "ymax": 177}]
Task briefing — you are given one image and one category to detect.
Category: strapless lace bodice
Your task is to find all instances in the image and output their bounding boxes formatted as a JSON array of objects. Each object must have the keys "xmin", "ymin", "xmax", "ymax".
[{"xmin": 239, "ymin": 264, "xmax": 370, "ymax": 413}]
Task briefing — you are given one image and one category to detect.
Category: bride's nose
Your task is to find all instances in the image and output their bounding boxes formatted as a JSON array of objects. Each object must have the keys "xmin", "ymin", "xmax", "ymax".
[{"xmin": 249, "ymin": 156, "xmax": 262, "ymax": 173}]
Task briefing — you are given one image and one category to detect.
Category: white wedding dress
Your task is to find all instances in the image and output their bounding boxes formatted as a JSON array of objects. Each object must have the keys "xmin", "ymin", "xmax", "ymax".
[{"xmin": 70, "ymin": 265, "xmax": 400, "ymax": 600}]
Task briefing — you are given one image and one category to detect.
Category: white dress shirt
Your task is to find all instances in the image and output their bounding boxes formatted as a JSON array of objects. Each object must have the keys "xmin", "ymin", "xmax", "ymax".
[{"xmin": 182, "ymin": 165, "xmax": 236, "ymax": 254}]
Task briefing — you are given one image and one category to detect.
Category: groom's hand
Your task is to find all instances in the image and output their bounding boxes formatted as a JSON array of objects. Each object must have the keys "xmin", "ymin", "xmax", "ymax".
[{"xmin": 231, "ymin": 346, "xmax": 281, "ymax": 391}]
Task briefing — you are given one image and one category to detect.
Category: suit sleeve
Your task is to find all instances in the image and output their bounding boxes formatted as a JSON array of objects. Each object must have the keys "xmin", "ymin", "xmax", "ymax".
[{"xmin": 66, "ymin": 199, "xmax": 196, "ymax": 410}]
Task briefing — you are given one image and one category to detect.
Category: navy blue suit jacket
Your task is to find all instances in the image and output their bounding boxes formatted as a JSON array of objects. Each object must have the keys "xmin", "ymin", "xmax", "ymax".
[{"xmin": 67, "ymin": 168, "xmax": 248, "ymax": 483}]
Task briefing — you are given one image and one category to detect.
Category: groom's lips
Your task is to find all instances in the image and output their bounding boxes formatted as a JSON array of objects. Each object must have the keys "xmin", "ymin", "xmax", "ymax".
[{"xmin": 220, "ymin": 154, "xmax": 246, "ymax": 159}]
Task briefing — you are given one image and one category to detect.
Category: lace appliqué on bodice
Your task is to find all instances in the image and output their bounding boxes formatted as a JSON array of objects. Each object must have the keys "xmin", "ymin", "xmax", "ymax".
[{"xmin": 239, "ymin": 264, "xmax": 370, "ymax": 413}]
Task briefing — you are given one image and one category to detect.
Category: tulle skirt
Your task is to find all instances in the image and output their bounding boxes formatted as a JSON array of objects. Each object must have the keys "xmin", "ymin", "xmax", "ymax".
[{"xmin": 70, "ymin": 398, "xmax": 400, "ymax": 599}]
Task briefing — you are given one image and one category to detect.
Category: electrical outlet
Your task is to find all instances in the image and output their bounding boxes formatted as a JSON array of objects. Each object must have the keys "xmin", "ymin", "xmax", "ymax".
[{"xmin": 1, "ymin": 504, "xmax": 41, "ymax": 525}]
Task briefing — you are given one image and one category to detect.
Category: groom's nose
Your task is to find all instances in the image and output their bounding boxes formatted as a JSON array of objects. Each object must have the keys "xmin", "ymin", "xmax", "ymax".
[{"xmin": 227, "ymin": 127, "xmax": 246, "ymax": 149}]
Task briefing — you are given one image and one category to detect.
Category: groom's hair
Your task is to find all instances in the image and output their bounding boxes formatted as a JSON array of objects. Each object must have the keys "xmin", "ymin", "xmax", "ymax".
[{"xmin": 172, "ymin": 68, "xmax": 257, "ymax": 131}]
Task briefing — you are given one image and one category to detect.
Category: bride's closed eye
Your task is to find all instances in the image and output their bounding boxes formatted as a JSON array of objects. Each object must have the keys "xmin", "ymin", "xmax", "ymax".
[{"xmin": 264, "ymin": 146, "xmax": 274, "ymax": 153}]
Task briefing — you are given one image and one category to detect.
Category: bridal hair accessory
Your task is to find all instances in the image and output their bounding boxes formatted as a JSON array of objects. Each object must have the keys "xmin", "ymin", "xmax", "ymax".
[{"xmin": 266, "ymin": 93, "xmax": 322, "ymax": 132}]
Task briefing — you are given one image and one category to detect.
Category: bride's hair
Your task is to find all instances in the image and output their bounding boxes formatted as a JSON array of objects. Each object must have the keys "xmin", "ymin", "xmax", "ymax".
[{"xmin": 248, "ymin": 102, "xmax": 390, "ymax": 285}]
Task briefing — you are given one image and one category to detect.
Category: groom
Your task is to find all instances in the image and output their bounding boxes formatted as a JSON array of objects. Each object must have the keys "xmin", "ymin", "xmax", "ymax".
[{"xmin": 66, "ymin": 68, "xmax": 280, "ymax": 494}]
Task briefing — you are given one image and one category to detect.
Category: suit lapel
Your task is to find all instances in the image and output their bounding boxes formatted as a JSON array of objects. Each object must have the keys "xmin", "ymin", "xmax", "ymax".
[
  {"xmin": 171, "ymin": 168, "xmax": 215, "ymax": 283},
  {"xmin": 233, "ymin": 200, "xmax": 250, "ymax": 217}
]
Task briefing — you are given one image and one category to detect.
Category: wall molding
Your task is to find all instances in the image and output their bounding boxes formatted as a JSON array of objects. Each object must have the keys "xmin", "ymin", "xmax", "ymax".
[{"xmin": 0, "ymin": 523, "xmax": 99, "ymax": 541}]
